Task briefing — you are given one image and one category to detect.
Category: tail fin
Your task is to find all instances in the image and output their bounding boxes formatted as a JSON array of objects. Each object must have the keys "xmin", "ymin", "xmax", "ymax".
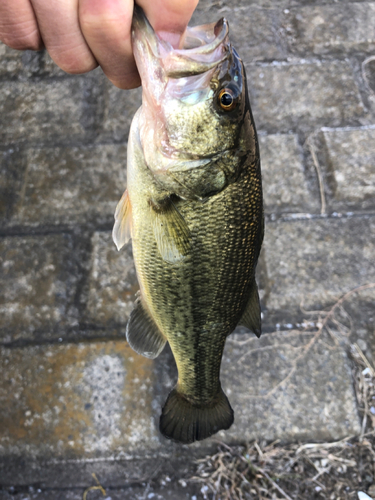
[{"xmin": 159, "ymin": 387, "xmax": 234, "ymax": 444}]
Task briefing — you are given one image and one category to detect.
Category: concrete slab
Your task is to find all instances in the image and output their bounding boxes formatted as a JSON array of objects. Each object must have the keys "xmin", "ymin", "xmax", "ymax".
[
  {"xmin": 98, "ymin": 81, "xmax": 142, "ymax": 143},
  {"xmin": 249, "ymin": 60, "xmax": 366, "ymax": 134},
  {"xmin": 191, "ymin": 5, "xmax": 285, "ymax": 63},
  {"xmin": 260, "ymin": 216, "xmax": 375, "ymax": 325},
  {"xmin": 0, "ymin": 80, "xmax": 88, "ymax": 145},
  {"xmin": 0, "ymin": 148, "xmax": 25, "ymax": 224},
  {"xmin": 319, "ymin": 126, "xmax": 375, "ymax": 212},
  {"xmin": 221, "ymin": 330, "xmax": 360, "ymax": 443},
  {"xmin": 10, "ymin": 144, "xmax": 127, "ymax": 226},
  {"xmin": 0, "ymin": 330, "xmax": 359, "ymax": 486},
  {"xmin": 0, "ymin": 487, "xmax": 197, "ymax": 500},
  {"xmin": 0, "ymin": 235, "xmax": 80, "ymax": 343},
  {"xmin": 83, "ymin": 233, "xmax": 138, "ymax": 330},
  {"xmin": 281, "ymin": 3, "xmax": 375, "ymax": 55},
  {"xmin": 259, "ymin": 134, "xmax": 319, "ymax": 215},
  {"xmin": 0, "ymin": 44, "xmax": 23, "ymax": 77},
  {"xmin": 0, "ymin": 341, "xmax": 159, "ymax": 462},
  {"xmin": 363, "ymin": 56, "xmax": 375, "ymax": 98}
]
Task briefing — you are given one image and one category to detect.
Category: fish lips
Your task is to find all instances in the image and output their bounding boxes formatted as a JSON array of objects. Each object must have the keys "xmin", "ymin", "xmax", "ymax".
[{"xmin": 132, "ymin": 5, "xmax": 231, "ymax": 84}]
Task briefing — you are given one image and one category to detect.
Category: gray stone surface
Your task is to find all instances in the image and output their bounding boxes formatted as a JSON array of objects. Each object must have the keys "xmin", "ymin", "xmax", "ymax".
[
  {"xmin": 259, "ymin": 134, "xmax": 319, "ymax": 214},
  {"xmin": 0, "ymin": 330, "xmax": 359, "ymax": 486},
  {"xmin": 37, "ymin": 51, "xmax": 74, "ymax": 78},
  {"xmin": 0, "ymin": 486, "xmax": 197, "ymax": 500},
  {"xmin": 0, "ymin": 44, "xmax": 22, "ymax": 76},
  {"xmin": 190, "ymin": 0, "xmax": 373, "ymax": 12},
  {"xmin": 321, "ymin": 126, "xmax": 375, "ymax": 212},
  {"xmin": 363, "ymin": 55, "xmax": 375, "ymax": 98},
  {"xmin": 222, "ymin": 329, "xmax": 360, "ymax": 443},
  {"xmin": 0, "ymin": 341, "xmax": 159, "ymax": 460},
  {"xmin": 191, "ymin": 5, "xmax": 285, "ymax": 62},
  {"xmin": 0, "ymin": 148, "xmax": 25, "ymax": 223},
  {"xmin": 0, "ymin": 452, "xmax": 203, "ymax": 489},
  {"xmin": 98, "ymin": 81, "xmax": 142, "ymax": 143},
  {"xmin": 10, "ymin": 144, "xmax": 127, "ymax": 226},
  {"xmin": 261, "ymin": 216, "xmax": 375, "ymax": 321},
  {"xmin": 281, "ymin": 3, "xmax": 375, "ymax": 55},
  {"xmin": 249, "ymin": 61, "xmax": 366, "ymax": 134},
  {"xmin": 0, "ymin": 80, "xmax": 88, "ymax": 145},
  {"xmin": 0, "ymin": 43, "xmax": 72, "ymax": 78},
  {"xmin": 83, "ymin": 232, "xmax": 138, "ymax": 329},
  {"xmin": 0, "ymin": 235, "xmax": 80, "ymax": 342}
]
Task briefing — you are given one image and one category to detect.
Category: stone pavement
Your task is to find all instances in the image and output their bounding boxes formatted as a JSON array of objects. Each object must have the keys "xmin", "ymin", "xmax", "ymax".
[{"xmin": 0, "ymin": 0, "xmax": 375, "ymax": 497}]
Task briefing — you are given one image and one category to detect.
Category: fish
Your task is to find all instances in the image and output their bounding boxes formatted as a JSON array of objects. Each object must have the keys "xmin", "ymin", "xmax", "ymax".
[{"xmin": 112, "ymin": 5, "xmax": 263, "ymax": 444}]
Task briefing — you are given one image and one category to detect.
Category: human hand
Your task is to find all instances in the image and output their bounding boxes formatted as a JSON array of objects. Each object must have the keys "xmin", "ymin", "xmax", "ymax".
[{"xmin": 0, "ymin": 0, "xmax": 199, "ymax": 89}]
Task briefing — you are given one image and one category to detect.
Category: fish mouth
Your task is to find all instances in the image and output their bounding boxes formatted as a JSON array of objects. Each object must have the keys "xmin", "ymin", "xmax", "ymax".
[
  {"xmin": 132, "ymin": 5, "xmax": 230, "ymax": 80},
  {"xmin": 132, "ymin": 6, "xmax": 241, "ymax": 166}
]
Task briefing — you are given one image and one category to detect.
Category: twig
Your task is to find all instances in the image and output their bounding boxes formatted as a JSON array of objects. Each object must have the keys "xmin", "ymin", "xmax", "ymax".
[
  {"xmin": 326, "ymin": 454, "xmax": 357, "ymax": 467},
  {"xmin": 360, "ymin": 375, "xmax": 369, "ymax": 442},
  {"xmin": 296, "ymin": 435, "xmax": 353, "ymax": 454},
  {"xmin": 362, "ymin": 55, "xmax": 375, "ymax": 98},
  {"xmin": 305, "ymin": 132, "xmax": 327, "ymax": 215},
  {"xmin": 255, "ymin": 466, "xmax": 294, "ymax": 500},
  {"xmin": 254, "ymin": 441, "xmax": 264, "ymax": 461},
  {"xmin": 237, "ymin": 342, "xmax": 306, "ymax": 365},
  {"xmin": 311, "ymin": 466, "xmax": 330, "ymax": 483},
  {"xmin": 82, "ymin": 473, "xmax": 106, "ymax": 500},
  {"xmin": 259, "ymin": 283, "xmax": 375, "ymax": 399},
  {"xmin": 353, "ymin": 343, "xmax": 375, "ymax": 377}
]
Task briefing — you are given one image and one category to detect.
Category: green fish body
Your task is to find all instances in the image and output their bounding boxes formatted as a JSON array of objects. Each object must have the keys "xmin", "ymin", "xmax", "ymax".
[{"xmin": 113, "ymin": 7, "xmax": 263, "ymax": 444}]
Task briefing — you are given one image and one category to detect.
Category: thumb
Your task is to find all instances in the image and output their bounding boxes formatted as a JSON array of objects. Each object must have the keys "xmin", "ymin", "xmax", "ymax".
[{"xmin": 137, "ymin": 0, "xmax": 199, "ymax": 47}]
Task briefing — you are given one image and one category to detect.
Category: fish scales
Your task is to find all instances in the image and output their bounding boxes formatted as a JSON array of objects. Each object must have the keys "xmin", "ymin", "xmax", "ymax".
[
  {"xmin": 113, "ymin": 6, "xmax": 263, "ymax": 444},
  {"xmin": 132, "ymin": 149, "xmax": 261, "ymax": 396}
]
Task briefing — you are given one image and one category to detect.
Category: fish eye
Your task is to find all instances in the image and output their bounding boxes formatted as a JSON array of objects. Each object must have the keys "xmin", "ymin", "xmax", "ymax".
[{"xmin": 218, "ymin": 88, "xmax": 237, "ymax": 111}]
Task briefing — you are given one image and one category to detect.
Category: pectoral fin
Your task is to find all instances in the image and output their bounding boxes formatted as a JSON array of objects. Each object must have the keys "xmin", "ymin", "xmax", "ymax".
[
  {"xmin": 239, "ymin": 280, "xmax": 262, "ymax": 338},
  {"xmin": 126, "ymin": 296, "xmax": 167, "ymax": 359},
  {"xmin": 112, "ymin": 189, "xmax": 132, "ymax": 251},
  {"xmin": 150, "ymin": 197, "xmax": 191, "ymax": 264}
]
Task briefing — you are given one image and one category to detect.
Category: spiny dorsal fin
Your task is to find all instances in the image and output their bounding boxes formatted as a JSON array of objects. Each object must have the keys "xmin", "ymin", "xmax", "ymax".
[
  {"xmin": 150, "ymin": 197, "xmax": 191, "ymax": 264},
  {"xmin": 239, "ymin": 280, "xmax": 262, "ymax": 338},
  {"xmin": 112, "ymin": 189, "xmax": 132, "ymax": 251},
  {"xmin": 126, "ymin": 296, "xmax": 167, "ymax": 359}
]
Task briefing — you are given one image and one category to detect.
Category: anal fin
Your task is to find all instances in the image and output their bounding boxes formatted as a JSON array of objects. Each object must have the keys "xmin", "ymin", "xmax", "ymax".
[
  {"xmin": 239, "ymin": 280, "xmax": 262, "ymax": 338},
  {"xmin": 150, "ymin": 196, "xmax": 191, "ymax": 264},
  {"xmin": 126, "ymin": 296, "xmax": 167, "ymax": 359},
  {"xmin": 113, "ymin": 189, "xmax": 132, "ymax": 251}
]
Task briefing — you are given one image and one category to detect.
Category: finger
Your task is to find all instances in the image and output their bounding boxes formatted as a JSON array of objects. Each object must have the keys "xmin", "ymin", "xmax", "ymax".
[
  {"xmin": 30, "ymin": 0, "xmax": 97, "ymax": 74},
  {"xmin": 138, "ymin": 0, "xmax": 199, "ymax": 46},
  {"xmin": 79, "ymin": 0, "xmax": 140, "ymax": 90},
  {"xmin": 0, "ymin": 0, "xmax": 42, "ymax": 50}
]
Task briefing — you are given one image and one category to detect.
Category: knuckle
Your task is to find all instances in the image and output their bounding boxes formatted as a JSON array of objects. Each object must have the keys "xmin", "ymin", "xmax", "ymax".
[
  {"xmin": 45, "ymin": 37, "xmax": 98, "ymax": 74},
  {"xmin": 1, "ymin": 29, "xmax": 42, "ymax": 51},
  {"xmin": 79, "ymin": 7, "xmax": 131, "ymax": 37},
  {"xmin": 52, "ymin": 53, "xmax": 97, "ymax": 74}
]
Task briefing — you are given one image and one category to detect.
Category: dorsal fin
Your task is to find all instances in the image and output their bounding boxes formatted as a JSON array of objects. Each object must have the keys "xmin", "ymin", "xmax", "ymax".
[
  {"xmin": 112, "ymin": 189, "xmax": 132, "ymax": 251},
  {"xmin": 239, "ymin": 280, "xmax": 262, "ymax": 338},
  {"xmin": 126, "ymin": 296, "xmax": 167, "ymax": 359}
]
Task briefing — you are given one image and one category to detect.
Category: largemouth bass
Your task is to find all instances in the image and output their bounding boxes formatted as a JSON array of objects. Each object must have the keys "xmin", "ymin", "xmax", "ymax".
[{"xmin": 113, "ymin": 6, "xmax": 263, "ymax": 444}]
